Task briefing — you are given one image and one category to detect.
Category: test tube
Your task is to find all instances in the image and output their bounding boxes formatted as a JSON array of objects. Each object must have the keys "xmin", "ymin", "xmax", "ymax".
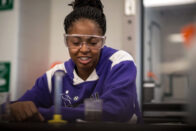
[
  {"xmin": 48, "ymin": 71, "xmax": 67, "ymax": 123},
  {"xmin": 54, "ymin": 71, "xmax": 64, "ymax": 115}
]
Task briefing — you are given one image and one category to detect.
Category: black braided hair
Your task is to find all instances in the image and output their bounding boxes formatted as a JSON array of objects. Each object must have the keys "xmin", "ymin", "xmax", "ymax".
[{"xmin": 64, "ymin": 0, "xmax": 106, "ymax": 35}]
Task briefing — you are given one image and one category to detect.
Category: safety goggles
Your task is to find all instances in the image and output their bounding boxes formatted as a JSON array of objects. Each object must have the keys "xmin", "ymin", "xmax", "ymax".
[{"xmin": 64, "ymin": 34, "xmax": 106, "ymax": 50}]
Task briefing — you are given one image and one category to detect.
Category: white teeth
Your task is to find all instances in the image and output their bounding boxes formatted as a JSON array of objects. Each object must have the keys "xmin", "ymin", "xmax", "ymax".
[{"xmin": 80, "ymin": 57, "xmax": 89, "ymax": 60}]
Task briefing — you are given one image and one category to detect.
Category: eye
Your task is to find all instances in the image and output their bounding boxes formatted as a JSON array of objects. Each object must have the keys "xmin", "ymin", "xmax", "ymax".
[
  {"xmin": 90, "ymin": 42, "xmax": 97, "ymax": 46},
  {"xmin": 70, "ymin": 38, "xmax": 81, "ymax": 46},
  {"xmin": 72, "ymin": 42, "xmax": 80, "ymax": 46},
  {"xmin": 89, "ymin": 38, "xmax": 99, "ymax": 46}
]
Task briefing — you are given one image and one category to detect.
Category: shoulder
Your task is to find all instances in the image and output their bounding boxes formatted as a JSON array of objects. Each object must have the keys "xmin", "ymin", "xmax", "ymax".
[
  {"xmin": 109, "ymin": 50, "xmax": 135, "ymax": 69},
  {"xmin": 103, "ymin": 50, "xmax": 137, "ymax": 85},
  {"xmin": 46, "ymin": 63, "xmax": 67, "ymax": 76},
  {"xmin": 46, "ymin": 63, "xmax": 67, "ymax": 92},
  {"xmin": 97, "ymin": 46, "xmax": 135, "ymax": 72}
]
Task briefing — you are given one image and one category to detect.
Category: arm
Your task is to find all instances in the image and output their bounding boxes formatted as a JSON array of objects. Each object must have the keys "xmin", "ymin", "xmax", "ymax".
[
  {"xmin": 10, "ymin": 74, "xmax": 52, "ymax": 122},
  {"xmin": 101, "ymin": 61, "xmax": 140, "ymax": 122},
  {"xmin": 38, "ymin": 61, "xmax": 141, "ymax": 122},
  {"xmin": 17, "ymin": 74, "xmax": 53, "ymax": 108}
]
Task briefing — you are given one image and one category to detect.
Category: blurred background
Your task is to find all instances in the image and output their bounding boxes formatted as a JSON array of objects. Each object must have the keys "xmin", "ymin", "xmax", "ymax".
[{"xmin": 0, "ymin": 0, "xmax": 196, "ymax": 125}]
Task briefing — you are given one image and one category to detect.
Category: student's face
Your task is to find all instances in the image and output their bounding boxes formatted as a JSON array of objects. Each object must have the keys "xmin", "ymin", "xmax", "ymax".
[{"xmin": 67, "ymin": 19, "xmax": 103, "ymax": 72}]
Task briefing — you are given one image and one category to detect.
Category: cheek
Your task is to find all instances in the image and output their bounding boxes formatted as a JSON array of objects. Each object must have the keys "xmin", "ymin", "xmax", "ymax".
[
  {"xmin": 68, "ymin": 49, "xmax": 77, "ymax": 59},
  {"xmin": 92, "ymin": 50, "xmax": 101, "ymax": 61}
]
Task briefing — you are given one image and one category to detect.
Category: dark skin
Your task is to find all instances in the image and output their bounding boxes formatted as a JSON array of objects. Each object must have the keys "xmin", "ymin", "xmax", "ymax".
[
  {"xmin": 67, "ymin": 18, "xmax": 103, "ymax": 80},
  {"xmin": 9, "ymin": 101, "xmax": 44, "ymax": 122},
  {"xmin": 9, "ymin": 18, "xmax": 104, "ymax": 122}
]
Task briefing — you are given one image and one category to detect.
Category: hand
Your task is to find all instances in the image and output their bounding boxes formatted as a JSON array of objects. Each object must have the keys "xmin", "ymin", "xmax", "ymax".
[{"xmin": 10, "ymin": 101, "xmax": 44, "ymax": 122}]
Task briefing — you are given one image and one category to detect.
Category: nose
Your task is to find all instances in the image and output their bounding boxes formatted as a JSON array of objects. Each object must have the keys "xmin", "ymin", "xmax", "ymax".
[{"xmin": 79, "ymin": 42, "xmax": 90, "ymax": 53}]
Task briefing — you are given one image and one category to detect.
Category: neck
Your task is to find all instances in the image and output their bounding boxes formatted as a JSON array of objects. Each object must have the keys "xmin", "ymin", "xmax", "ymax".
[{"xmin": 77, "ymin": 67, "xmax": 94, "ymax": 81}]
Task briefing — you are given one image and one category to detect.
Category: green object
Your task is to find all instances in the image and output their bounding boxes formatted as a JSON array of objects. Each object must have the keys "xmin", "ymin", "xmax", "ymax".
[
  {"xmin": 0, "ymin": 62, "xmax": 10, "ymax": 92},
  {"xmin": 0, "ymin": 0, "xmax": 13, "ymax": 11}
]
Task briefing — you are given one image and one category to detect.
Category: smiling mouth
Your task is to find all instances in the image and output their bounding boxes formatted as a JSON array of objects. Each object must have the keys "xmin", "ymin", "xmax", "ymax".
[{"xmin": 78, "ymin": 57, "xmax": 92, "ymax": 64}]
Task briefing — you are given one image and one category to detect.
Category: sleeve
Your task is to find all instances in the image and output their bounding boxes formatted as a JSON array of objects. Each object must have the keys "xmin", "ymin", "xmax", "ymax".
[
  {"xmin": 18, "ymin": 74, "xmax": 53, "ymax": 108},
  {"xmin": 38, "ymin": 61, "xmax": 142, "ymax": 123},
  {"xmin": 101, "ymin": 61, "xmax": 142, "ymax": 122}
]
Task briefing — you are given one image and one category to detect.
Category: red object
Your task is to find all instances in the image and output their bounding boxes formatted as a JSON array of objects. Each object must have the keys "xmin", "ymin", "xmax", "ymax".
[
  {"xmin": 50, "ymin": 61, "xmax": 62, "ymax": 69},
  {"xmin": 181, "ymin": 24, "xmax": 196, "ymax": 48},
  {"xmin": 147, "ymin": 72, "xmax": 158, "ymax": 80}
]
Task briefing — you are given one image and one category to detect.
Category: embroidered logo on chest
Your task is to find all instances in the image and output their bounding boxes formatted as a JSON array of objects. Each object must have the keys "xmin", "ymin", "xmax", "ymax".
[{"xmin": 61, "ymin": 90, "xmax": 79, "ymax": 107}]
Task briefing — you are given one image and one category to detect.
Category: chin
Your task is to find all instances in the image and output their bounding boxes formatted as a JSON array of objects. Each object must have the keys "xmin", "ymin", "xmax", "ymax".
[
  {"xmin": 80, "ymin": 65, "xmax": 92, "ymax": 69},
  {"xmin": 78, "ymin": 63, "xmax": 94, "ymax": 70}
]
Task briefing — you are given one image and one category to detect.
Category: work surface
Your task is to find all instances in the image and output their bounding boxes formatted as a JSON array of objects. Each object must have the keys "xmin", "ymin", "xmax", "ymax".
[{"xmin": 0, "ymin": 122, "xmax": 195, "ymax": 131}]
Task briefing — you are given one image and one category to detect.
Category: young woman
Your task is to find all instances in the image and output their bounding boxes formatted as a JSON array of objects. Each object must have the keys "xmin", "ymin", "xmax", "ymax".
[{"xmin": 9, "ymin": 0, "xmax": 142, "ymax": 123}]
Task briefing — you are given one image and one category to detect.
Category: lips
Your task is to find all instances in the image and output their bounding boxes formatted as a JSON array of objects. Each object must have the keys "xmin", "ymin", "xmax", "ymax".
[{"xmin": 78, "ymin": 56, "xmax": 92, "ymax": 64}]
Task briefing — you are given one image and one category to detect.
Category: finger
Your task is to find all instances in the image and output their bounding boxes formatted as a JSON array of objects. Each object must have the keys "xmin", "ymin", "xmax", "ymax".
[
  {"xmin": 10, "ymin": 101, "xmax": 33, "ymax": 122},
  {"xmin": 17, "ymin": 107, "xmax": 27, "ymax": 121},
  {"xmin": 10, "ymin": 105, "xmax": 22, "ymax": 122},
  {"xmin": 14, "ymin": 112, "xmax": 22, "ymax": 122},
  {"xmin": 28, "ymin": 102, "xmax": 44, "ymax": 122},
  {"xmin": 10, "ymin": 103, "xmax": 17, "ymax": 121},
  {"xmin": 23, "ymin": 103, "xmax": 34, "ymax": 118},
  {"xmin": 22, "ymin": 102, "xmax": 38, "ymax": 121},
  {"xmin": 37, "ymin": 113, "xmax": 45, "ymax": 122},
  {"xmin": 28, "ymin": 102, "xmax": 38, "ymax": 115}
]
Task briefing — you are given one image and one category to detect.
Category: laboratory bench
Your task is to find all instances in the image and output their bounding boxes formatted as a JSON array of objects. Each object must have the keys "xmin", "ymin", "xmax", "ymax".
[{"xmin": 0, "ymin": 121, "xmax": 195, "ymax": 131}]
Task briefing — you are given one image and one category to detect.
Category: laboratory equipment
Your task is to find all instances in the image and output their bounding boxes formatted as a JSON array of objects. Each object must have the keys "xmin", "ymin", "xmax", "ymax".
[
  {"xmin": 48, "ymin": 71, "xmax": 67, "ymax": 123},
  {"xmin": 84, "ymin": 98, "xmax": 103, "ymax": 121}
]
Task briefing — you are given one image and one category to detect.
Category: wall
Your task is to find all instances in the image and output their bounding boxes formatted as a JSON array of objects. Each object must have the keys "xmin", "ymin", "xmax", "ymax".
[
  {"xmin": 16, "ymin": 0, "xmax": 51, "ymax": 98},
  {"xmin": 49, "ymin": 0, "xmax": 71, "ymax": 66},
  {"xmin": 0, "ymin": 0, "xmax": 51, "ymax": 100},
  {"xmin": 0, "ymin": 0, "xmax": 20, "ymax": 100}
]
